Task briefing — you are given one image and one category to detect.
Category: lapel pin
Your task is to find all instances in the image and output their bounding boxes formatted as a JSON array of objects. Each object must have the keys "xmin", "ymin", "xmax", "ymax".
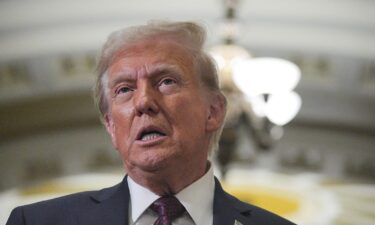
[{"xmin": 234, "ymin": 220, "xmax": 243, "ymax": 225}]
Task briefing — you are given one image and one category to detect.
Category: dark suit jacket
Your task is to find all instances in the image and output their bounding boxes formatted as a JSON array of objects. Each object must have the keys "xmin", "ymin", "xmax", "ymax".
[{"xmin": 6, "ymin": 176, "xmax": 296, "ymax": 225}]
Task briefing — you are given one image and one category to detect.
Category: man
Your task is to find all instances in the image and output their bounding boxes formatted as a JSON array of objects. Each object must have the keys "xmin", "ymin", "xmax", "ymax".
[{"xmin": 7, "ymin": 21, "xmax": 295, "ymax": 225}]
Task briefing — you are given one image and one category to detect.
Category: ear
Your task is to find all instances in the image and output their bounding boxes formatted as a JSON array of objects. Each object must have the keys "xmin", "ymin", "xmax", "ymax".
[
  {"xmin": 104, "ymin": 113, "xmax": 118, "ymax": 149},
  {"xmin": 206, "ymin": 93, "xmax": 226, "ymax": 132}
]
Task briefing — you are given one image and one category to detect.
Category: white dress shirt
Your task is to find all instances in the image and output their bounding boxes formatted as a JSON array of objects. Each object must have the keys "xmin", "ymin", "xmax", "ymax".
[{"xmin": 128, "ymin": 165, "xmax": 215, "ymax": 225}]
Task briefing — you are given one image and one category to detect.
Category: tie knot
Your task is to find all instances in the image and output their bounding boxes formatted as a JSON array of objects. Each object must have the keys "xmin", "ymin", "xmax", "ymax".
[{"xmin": 150, "ymin": 196, "xmax": 186, "ymax": 223}]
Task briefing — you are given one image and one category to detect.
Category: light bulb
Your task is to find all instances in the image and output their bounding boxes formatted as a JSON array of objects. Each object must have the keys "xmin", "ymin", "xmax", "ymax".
[
  {"xmin": 232, "ymin": 57, "xmax": 301, "ymax": 96},
  {"xmin": 265, "ymin": 92, "xmax": 302, "ymax": 126}
]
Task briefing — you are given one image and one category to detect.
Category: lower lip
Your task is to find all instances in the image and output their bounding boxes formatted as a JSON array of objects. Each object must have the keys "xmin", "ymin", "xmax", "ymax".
[{"xmin": 135, "ymin": 135, "xmax": 167, "ymax": 147}]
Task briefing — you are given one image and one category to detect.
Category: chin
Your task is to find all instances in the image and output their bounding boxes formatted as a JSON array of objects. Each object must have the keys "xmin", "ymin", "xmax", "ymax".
[{"xmin": 133, "ymin": 152, "xmax": 174, "ymax": 172}]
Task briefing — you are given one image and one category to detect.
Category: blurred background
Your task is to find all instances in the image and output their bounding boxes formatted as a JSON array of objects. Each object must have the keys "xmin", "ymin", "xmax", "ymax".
[{"xmin": 0, "ymin": 0, "xmax": 374, "ymax": 224}]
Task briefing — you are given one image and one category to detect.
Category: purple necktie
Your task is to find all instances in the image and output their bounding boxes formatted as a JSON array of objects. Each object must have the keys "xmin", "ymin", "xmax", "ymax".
[{"xmin": 150, "ymin": 196, "xmax": 186, "ymax": 225}]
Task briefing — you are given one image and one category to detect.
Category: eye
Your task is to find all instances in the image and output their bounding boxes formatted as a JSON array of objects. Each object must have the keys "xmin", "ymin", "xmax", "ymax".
[
  {"xmin": 116, "ymin": 86, "xmax": 133, "ymax": 95},
  {"xmin": 160, "ymin": 78, "xmax": 176, "ymax": 86}
]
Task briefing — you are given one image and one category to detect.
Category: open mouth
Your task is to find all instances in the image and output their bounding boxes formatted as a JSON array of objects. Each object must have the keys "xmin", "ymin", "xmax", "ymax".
[
  {"xmin": 137, "ymin": 127, "xmax": 166, "ymax": 142},
  {"xmin": 139, "ymin": 131, "xmax": 165, "ymax": 141}
]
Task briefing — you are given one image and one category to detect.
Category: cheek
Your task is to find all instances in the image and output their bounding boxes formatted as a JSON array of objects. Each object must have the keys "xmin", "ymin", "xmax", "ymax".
[
  {"xmin": 113, "ymin": 102, "xmax": 134, "ymax": 118},
  {"xmin": 111, "ymin": 107, "xmax": 134, "ymax": 144},
  {"xmin": 171, "ymin": 95, "xmax": 208, "ymax": 135},
  {"xmin": 111, "ymin": 101, "xmax": 134, "ymax": 124}
]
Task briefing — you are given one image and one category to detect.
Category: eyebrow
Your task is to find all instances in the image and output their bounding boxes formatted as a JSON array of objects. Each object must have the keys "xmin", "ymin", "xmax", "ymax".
[
  {"xmin": 146, "ymin": 63, "xmax": 182, "ymax": 77},
  {"xmin": 108, "ymin": 72, "xmax": 135, "ymax": 91}
]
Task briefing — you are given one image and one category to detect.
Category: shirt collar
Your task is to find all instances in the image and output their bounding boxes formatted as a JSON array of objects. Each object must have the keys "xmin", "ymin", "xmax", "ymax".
[
  {"xmin": 127, "ymin": 164, "xmax": 215, "ymax": 225},
  {"xmin": 128, "ymin": 176, "xmax": 159, "ymax": 223},
  {"xmin": 176, "ymin": 164, "xmax": 214, "ymax": 225}
]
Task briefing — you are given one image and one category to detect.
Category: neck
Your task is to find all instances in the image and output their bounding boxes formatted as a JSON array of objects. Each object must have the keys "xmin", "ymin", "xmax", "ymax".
[{"xmin": 127, "ymin": 161, "xmax": 209, "ymax": 195}]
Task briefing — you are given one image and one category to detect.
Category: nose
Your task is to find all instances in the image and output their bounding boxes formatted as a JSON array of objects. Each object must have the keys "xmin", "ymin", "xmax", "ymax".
[{"xmin": 134, "ymin": 83, "xmax": 160, "ymax": 116}]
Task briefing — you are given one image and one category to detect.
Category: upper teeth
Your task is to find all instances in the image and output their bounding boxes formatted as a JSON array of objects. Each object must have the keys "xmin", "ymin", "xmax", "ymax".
[{"xmin": 141, "ymin": 132, "xmax": 163, "ymax": 141}]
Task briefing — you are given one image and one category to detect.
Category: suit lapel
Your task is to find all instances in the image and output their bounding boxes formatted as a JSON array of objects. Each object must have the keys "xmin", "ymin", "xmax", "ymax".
[
  {"xmin": 213, "ymin": 178, "xmax": 256, "ymax": 225},
  {"xmin": 77, "ymin": 176, "xmax": 130, "ymax": 225}
]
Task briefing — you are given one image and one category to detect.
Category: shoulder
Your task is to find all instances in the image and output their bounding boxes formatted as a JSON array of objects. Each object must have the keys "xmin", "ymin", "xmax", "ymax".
[
  {"xmin": 26, "ymin": 189, "xmax": 98, "ymax": 210},
  {"xmin": 6, "ymin": 190, "xmax": 96, "ymax": 225},
  {"xmin": 215, "ymin": 178, "xmax": 296, "ymax": 225},
  {"xmin": 239, "ymin": 198, "xmax": 296, "ymax": 225},
  {"xmin": 6, "ymin": 182, "xmax": 125, "ymax": 225}
]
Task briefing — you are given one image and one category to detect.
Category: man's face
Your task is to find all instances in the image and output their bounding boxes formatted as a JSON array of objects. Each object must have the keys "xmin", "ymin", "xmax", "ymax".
[{"xmin": 104, "ymin": 40, "xmax": 222, "ymax": 174}]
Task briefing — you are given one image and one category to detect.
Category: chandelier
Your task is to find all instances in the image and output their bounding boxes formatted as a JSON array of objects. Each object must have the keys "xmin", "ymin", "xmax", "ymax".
[
  {"xmin": 210, "ymin": 0, "xmax": 302, "ymax": 128},
  {"xmin": 211, "ymin": 0, "xmax": 302, "ymax": 175}
]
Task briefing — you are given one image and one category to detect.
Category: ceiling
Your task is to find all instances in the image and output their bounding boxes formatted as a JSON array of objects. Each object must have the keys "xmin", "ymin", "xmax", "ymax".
[{"xmin": 0, "ymin": 0, "xmax": 375, "ymax": 140}]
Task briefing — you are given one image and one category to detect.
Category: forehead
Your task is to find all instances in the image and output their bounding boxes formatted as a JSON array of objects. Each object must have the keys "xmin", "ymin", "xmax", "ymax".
[{"xmin": 109, "ymin": 40, "xmax": 195, "ymax": 76}]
